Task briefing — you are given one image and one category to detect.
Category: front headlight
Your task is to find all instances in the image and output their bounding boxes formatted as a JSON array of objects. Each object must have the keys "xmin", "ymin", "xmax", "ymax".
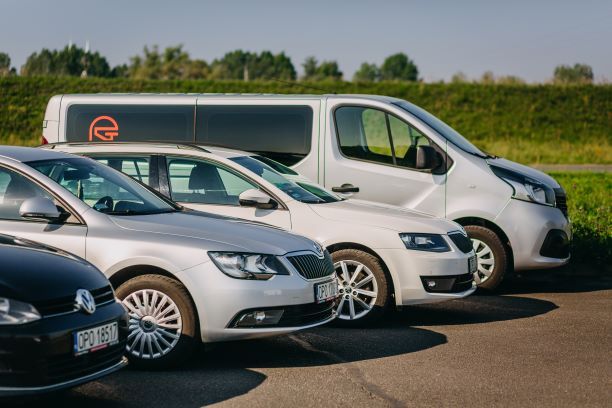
[
  {"xmin": 0, "ymin": 297, "xmax": 41, "ymax": 325},
  {"xmin": 208, "ymin": 252, "xmax": 290, "ymax": 280},
  {"xmin": 490, "ymin": 165, "xmax": 555, "ymax": 206},
  {"xmin": 399, "ymin": 233, "xmax": 450, "ymax": 252}
]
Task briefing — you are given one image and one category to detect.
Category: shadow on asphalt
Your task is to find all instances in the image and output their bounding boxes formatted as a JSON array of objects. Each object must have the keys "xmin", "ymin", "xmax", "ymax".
[{"xmin": 498, "ymin": 268, "xmax": 612, "ymax": 295}]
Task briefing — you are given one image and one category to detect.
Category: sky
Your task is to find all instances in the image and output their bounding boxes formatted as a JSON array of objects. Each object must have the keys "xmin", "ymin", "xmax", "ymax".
[{"xmin": 1, "ymin": 0, "xmax": 611, "ymax": 83}]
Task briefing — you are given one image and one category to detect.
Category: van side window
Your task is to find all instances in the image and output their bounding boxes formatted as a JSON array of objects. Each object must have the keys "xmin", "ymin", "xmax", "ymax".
[
  {"xmin": 335, "ymin": 106, "xmax": 433, "ymax": 170},
  {"xmin": 196, "ymin": 106, "xmax": 313, "ymax": 166},
  {"xmin": 166, "ymin": 158, "xmax": 258, "ymax": 206},
  {"xmin": 66, "ymin": 105, "xmax": 194, "ymax": 143}
]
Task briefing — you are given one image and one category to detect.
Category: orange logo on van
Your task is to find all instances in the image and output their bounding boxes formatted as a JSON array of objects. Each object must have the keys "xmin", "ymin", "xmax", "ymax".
[{"xmin": 89, "ymin": 116, "xmax": 119, "ymax": 141}]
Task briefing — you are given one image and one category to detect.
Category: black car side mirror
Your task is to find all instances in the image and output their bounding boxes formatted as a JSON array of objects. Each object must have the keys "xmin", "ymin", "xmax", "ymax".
[{"xmin": 415, "ymin": 146, "xmax": 443, "ymax": 170}]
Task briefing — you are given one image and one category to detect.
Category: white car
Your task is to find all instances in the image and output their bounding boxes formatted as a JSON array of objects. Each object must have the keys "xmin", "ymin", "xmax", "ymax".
[
  {"xmin": 0, "ymin": 146, "xmax": 337, "ymax": 368},
  {"xmin": 48, "ymin": 142, "xmax": 478, "ymax": 325}
]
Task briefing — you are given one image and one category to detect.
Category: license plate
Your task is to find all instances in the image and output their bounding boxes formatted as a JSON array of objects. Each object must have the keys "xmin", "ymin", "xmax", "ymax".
[
  {"xmin": 468, "ymin": 255, "xmax": 477, "ymax": 274},
  {"xmin": 73, "ymin": 321, "xmax": 119, "ymax": 356},
  {"xmin": 315, "ymin": 280, "xmax": 338, "ymax": 303}
]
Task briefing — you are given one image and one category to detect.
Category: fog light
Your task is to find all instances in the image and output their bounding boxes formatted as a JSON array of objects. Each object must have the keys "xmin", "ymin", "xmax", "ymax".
[
  {"xmin": 426, "ymin": 280, "xmax": 437, "ymax": 288},
  {"xmin": 233, "ymin": 309, "xmax": 284, "ymax": 327}
]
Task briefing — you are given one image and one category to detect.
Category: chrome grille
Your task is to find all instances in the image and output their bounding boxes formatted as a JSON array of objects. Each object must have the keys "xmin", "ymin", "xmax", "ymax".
[{"xmin": 287, "ymin": 251, "xmax": 335, "ymax": 280}]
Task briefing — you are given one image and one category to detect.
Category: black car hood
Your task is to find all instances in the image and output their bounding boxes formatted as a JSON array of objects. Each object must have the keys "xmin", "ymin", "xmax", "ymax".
[{"xmin": 0, "ymin": 241, "xmax": 109, "ymax": 303}]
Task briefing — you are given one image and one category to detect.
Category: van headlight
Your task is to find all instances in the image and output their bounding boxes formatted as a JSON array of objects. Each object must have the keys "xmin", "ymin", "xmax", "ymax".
[
  {"xmin": 399, "ymin": 233, "xmax": 450, "ymax": 252},
  {"xmin": 208, "ymin": 252, "xmax": 290, "ymax": 280},
  {"xmin": 0, "ymin": 297, "xmax": 41, "ymax": 325},
  {"xmin": 490, "ymin": 165, "xmax": 555, "ymax": 206}
]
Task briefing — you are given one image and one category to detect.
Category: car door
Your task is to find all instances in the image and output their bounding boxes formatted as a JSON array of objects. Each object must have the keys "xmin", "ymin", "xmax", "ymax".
[
  {"xmin": 324, "ymin": 102, "xmax": 447, "ymax": 217},
  {"xmin": 163, "ymin": 156, "xmax": 292, "ymax": 229},
  {"xmin": 0, "ymin": 164, "xmax": 87, "ymax": 257}
]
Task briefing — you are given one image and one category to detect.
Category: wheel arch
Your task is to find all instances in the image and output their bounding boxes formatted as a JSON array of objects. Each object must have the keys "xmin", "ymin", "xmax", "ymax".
[
  {"xmin": 325, "ymin": 242, "xmax": 397, "ymax": 302},
  {"xmin": 454, "ymin": 217, "xmax": 514, "ymax": 270}
]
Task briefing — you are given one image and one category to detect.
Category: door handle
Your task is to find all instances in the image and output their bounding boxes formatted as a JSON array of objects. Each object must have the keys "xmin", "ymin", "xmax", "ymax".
[{"xmin": 332, "ymin": 184, "xmax": 360, "ymax": 193}]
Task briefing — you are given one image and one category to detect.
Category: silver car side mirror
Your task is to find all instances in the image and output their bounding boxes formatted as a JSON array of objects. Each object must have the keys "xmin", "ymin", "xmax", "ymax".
[
  {"xmin": 19, "ymin": 197, "xmax": 62, "ymax": 221},
  {"xmin": 238, "ymin": 189, "xmax": 278, "ymax": 210}
]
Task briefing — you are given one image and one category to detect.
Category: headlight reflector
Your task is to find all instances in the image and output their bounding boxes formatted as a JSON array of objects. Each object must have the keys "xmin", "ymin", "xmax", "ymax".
[
  {"xmin": 400, "ymin": 233, "xmax": 450, "ymax": 252},
  {"xmin": 490, "ymin": 165, "xmax": 555, "ymax": 206},
  {"xmin": 208, "ymin": 252, "xmax": 289, "ymax": 280},
  {"xmin": 0, "ymin": 297, "xmax": 41, "ymax": 325}
]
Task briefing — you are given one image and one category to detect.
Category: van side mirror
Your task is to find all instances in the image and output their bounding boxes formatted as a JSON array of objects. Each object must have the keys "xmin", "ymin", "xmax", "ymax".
[
  {"xmin": 415, "ymin": 146, "xmax": 443, "ymax": 170},
  {"xmin": 238, "ymin": 189, "xmax": 278, "ymax": 210},
  {"xmin": 19, "ymin": 197, "xmax": 62, "ymax": 221}
]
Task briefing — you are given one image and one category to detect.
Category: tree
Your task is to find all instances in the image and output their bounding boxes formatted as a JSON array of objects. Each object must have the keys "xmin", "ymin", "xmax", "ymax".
[
  {"xmin": 301, "ymin": 57, "xmax": 343, "ymax": 81},
  {"xmin": 553, "ymin": 63, "xmax": 594, "ymax": 84},
  {"xmin": 0, "ymin": 52, "xmax": 10, "ymax": 76},
  {"xmin": 480, "ymin": 71, "xmax": 495, "ymax": 84},
  {"xmin": 451, "ymin": 71, "xmax": 468, "ymax": 83},
  {"xmin": 380, "ymin": 53, "xmax": 418, "ymax": 81},
  {"xmin": 210, "ymin": 50, "xmax": 296, "ymax": 81},
  {"xmin": 20, "ymin": 45, "xmax": 111, "ymax": 77},
  {"xmin": 353, "ymin": 62, "xmax": 380, "ymax": 82},
  {"xmin": 496, "ymin": 75, "xmax": 525, "ymax": 85}
]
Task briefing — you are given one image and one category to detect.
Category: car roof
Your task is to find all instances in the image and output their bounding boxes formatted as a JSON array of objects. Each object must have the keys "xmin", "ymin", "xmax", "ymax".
[{"xmin": 0, "ymin": 145, "xmax": 78, "ymax": 163}]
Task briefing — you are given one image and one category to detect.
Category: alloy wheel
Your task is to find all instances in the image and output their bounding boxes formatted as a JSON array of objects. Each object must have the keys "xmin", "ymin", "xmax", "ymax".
[
  {"xmin": 122, "ymin": 289, "xmax": 182, "ymax": 360},
  {"xmin": 471, "ymin": 238, "xmax": 495, "ymax": 284},
  {"xmin": 334, "ymin": 260, "xmax": 378, "ymax": 320}
]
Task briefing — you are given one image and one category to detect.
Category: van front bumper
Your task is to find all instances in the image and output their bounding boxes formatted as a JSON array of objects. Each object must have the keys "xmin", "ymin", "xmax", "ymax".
[
  {"xmin": 178, "ymin": 260, "xmax": 337, "ymax": 343},
  {"xmin": 495, "ymin": 199, "xmax": 571, "ymax": 271},
  {"xmin": 376, "ymin": 249, "xmax": 477, "ymax": 306}
]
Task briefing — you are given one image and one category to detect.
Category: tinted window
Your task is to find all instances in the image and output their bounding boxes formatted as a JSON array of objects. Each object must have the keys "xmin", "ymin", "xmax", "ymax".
[
  {"xmin": 196, "ymin": 106, "xmax": 313, "ymax": 166},
  {"xmin": 66, "ymin": 105, "xmax": 195, "ymax": 143},
  {"xmin": 167, "ymin": 158, "xmax": 258, "ymax": 205},
  {"xmin": 335, "ymin": 106, "xmax": 434, "ymax": 170},
  {"xmin": 0, "ymin": 167, "xmax": 54, "ymax": 221},
  {"xmin": 93, "ymin": 156, "xmax": 151, "ymax": 185}
]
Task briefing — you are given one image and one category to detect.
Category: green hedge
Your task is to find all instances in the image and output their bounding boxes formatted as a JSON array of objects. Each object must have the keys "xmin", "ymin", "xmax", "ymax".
[{"xmin": 1, "ymin": 77, "xmax": 610, "ymax": 164}]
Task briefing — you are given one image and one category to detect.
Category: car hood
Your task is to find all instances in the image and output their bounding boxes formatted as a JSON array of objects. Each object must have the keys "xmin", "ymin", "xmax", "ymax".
[
  {"xmin": 0, "ymin": 245, "xmax": 109, "ymax": 303},
  {"xmin": 487, "ymin": 158, "xmax": 561, "ymax": 188},
  {"xmin": 109, "ymin": 209, "xmax": 316, "ymax": 255},
  {"xmin": 308, "ymin": 199, "xmax": 461, "ymax": 234}
]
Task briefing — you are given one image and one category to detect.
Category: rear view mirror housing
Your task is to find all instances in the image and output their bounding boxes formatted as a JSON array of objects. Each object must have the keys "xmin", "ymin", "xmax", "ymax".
[
  {"xmin": 238, "ymin": 189, "xmax": 278, "ymax": 210},
  {"xmin": 19, "ymin": 197, "xmax": 62, "ymax": 221},
  {"xmin": 415, "ymin": 146, "xmax": 443, "ymax": 170}
]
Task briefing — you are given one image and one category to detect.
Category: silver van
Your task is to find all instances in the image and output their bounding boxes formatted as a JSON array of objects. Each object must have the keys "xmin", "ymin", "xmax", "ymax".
[{"xmin": 42, "ymin": 94, "xmax": 571, "ymax": 289}]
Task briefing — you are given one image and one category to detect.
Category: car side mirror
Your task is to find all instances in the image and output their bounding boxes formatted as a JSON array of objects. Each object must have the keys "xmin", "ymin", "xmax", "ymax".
[
  {"xmin": 415, "ymin": 146, "xmax": 443, "ymax": 170},
  {"xmin": 19, "ymin": 197, "xmax": 62, "ymax": 221},
  {"xmin": 238, "ymin": 189, "xmax": 278, "ymax": 210}
]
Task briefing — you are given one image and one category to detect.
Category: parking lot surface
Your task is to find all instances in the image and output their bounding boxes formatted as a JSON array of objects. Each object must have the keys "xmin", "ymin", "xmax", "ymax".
[{"xmin": 11, "ymin": 271, "xmax": 612, "ymax": 407}]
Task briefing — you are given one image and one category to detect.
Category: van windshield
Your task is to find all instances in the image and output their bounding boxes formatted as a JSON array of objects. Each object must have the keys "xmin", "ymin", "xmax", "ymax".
[
  {"xmin": 27, "ymin": 157, "xmax": 179, "ymax": 215},
  {"xmin": 230, "ymin": 156, "xmax": 341, "ymax": 204},
  {"xmin": 393, "ymin": 100, "xmax": 488, "ymax": 158}
]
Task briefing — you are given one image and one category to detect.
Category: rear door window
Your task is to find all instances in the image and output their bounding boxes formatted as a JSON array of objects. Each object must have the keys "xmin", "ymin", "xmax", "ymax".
[
  {"xmin": 66, "ymin": 105, "xmax": 195, "ymax": 143},
  {"xmin": 196, "ymin": 105, "xmax": 313, "ymax": 166}
]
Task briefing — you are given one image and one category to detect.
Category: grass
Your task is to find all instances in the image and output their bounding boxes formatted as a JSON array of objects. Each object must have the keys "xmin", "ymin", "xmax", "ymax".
[{"xmin": 550, "ymin": 171, "xmax": 611, "ymax": 275}]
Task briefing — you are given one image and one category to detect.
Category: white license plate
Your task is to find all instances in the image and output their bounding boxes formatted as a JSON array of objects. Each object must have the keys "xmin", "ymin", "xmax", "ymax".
[
  {"xmin": 73, "ymin": 321, "xmax": 119, "ymax": 356},
  {"xmin": 315, "ymin": 280, "xmax": 338, "ymax": 303},
  {"xmin": 469, "ymin": 255, "xmax": 477, "ymax": 274}
]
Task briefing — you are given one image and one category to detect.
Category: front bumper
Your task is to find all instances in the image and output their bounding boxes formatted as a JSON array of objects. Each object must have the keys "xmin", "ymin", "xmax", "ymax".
[
  {"xmin": 177, "ymin": 260, "xmax": 337, "ymax": 343},
  {"xmin": 0, "ymin": 302, "xmax": 128, "ymax": 396},
  {"xmin": 495, "ymin": 198, "xmax": 572, "ymax": 270},
  {"xmin": 376, "ymin": 248, "xmax": 477, "ymax": 306}
]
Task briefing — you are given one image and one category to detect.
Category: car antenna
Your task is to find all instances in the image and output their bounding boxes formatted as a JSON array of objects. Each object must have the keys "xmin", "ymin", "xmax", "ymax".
[{"xmin": 272, "ymin": 78, "xmax": 337, "ymax": 95}]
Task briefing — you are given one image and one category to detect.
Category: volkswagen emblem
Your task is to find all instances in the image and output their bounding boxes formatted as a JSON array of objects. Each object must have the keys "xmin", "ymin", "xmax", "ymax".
[{"xmin": 75, "ymin": 289, "xmax": 96, "ymax": 315}]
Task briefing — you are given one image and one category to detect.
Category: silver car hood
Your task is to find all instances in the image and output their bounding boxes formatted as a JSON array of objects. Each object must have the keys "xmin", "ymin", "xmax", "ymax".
[
  {"xmin": 109, "ymin": 210, "xmax": 315, "ymax": 256},
  {"xmin": 487, "ymin": 158, "xmax": 561, "ymax": 188}
]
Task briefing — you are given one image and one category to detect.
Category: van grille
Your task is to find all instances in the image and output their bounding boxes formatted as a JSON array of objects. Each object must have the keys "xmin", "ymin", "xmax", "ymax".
[
  {"xmin": 287, "ymin": 251, "xmax": 335, "ymax": 280},
  {"xmin": 34, "ymin": 285, "xmax": 116, "ymax": 317},
  {"xmin": 448, "ymin": 232, "xmax": 473, "ymax": 254},
  {"xmin": 554, "ymin": 188, "xmax": 568, "ymax": 218}
]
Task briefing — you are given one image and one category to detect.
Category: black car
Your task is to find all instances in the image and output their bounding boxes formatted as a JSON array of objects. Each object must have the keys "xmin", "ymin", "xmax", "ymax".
[{"xmin": 0, "ymin": 234, "xmax": 128, "ymax": 396}]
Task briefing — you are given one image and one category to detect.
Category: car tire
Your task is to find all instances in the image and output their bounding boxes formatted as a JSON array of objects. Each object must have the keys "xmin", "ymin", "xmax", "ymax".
[
  {"xmin": 331, "ymin": 249, "xmax": 392, "ymax": 327},
  {"xmin": 464, "ymin": 225, "xmax": 508, "ymax": 290},
  {"xmin": 115, "ymin": 274, "xmax": 199, "ymax": 369}
]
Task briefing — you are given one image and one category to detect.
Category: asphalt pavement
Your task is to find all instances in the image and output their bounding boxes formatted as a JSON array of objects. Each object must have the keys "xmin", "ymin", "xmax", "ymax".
[{"xmin": 9, "ymin": 271, "xmax": 612, "ymax": 407}]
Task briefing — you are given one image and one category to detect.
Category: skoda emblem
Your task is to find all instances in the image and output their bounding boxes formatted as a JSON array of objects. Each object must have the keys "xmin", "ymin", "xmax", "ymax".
[
  {"xmin": 75, "ymin": 289, "xmax": 96, "ymax": 315},
  {"xmin": 313, "ymin": 242, "xmax": 324, "ymax": 257}
]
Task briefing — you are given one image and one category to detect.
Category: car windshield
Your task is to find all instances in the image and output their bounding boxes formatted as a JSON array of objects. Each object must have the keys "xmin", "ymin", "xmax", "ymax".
[
  {"xmin": 27, "ymin": 157, "xmax": 179, "ymax": 215},
  {"xmin": 393, "ymin": 100, "xmax": 488, "ymax": 158},
  {"xmin": 230, "ymin": 156, "xmax": 340, "ymax": 204}
]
